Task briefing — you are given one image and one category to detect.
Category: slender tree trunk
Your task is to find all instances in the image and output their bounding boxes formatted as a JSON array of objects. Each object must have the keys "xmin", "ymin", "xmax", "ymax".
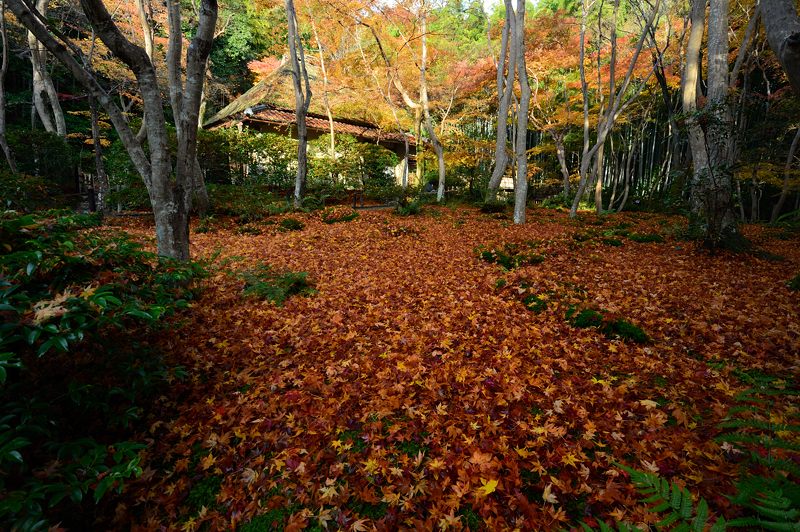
[
  {"xmin": 551, "ymin": 130, "xmax": 570, "ymax": 196},
  {"xmin": 570, "ymin": 0, "xmax": 659, "ymax": 217},
  {"xmin": 513, "ymin": 0, "xmax": 530, "ymax": 224},
  {"xmin": 0, "ymin": 2, "xmax": 15, "ymax": 172},
  {"xmin": 286, "ymin": 0, "xmax": 311, "ymax": 208},
  {"xmin": 311, "ymin": 21, "xmax": 336, "ymax": 160},
  {"xmin": 27, "ymin": 0, "xmax": 65, "ymax": 137},
  {"xmin": 682, "ymin": 0, "xmax": 709, "ymax": 223},
  {"xmin": 89, "ymin": 96, "xmax": 109, "ymax": 213},
  {"xmin": 419, "ymin": 9, "xmax": 446, "ymax": 202},
  {"xmin": 771, "ymin": 127, "xmax": 800, "ymax": 222},
  {"xmin": 486, "ymin": 0, "xmax": 515, "ymax": 203}
]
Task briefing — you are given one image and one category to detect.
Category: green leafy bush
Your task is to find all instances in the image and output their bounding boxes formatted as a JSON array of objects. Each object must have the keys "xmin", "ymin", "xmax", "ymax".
[
  {"xmin": 241, "ymin": 265, "xmax": 316, "ymax": 305},
  {"xmin": 0, "ymin": 170, "xmax": 57, "ymax": 210},
  {"xmin": 787, "ymin": 274, "xmax": 800, "ymax": 291},
  {"xmin": 0, "ymin": 211, "xmax": 205, "ymax": 529}
]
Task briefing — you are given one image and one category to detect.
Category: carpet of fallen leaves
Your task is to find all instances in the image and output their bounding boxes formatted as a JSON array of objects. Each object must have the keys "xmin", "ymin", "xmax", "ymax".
[{"xmin": 103, "ymin": 207, "xmax": 799, "ymax": 531}]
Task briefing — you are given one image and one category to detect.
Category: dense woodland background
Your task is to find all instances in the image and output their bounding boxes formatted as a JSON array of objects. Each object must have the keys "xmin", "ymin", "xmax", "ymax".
[{"xmin": 1, "ymin": 0, "xmax": 800, "ymax": 530}]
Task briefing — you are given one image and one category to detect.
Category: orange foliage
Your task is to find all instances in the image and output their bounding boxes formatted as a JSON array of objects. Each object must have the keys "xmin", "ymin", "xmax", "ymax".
[{"xmin": 104, "ymin": 208, "xmax": 799, "ymax": 529}]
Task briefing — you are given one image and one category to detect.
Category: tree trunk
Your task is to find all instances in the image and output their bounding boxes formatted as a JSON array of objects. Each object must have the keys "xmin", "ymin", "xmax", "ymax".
[
  {"xmin": 419, "ymin": 9, "xmax": 446, "ymax": 202},
  {"xmin": 761, "ymin": 0, "xmax": 800, "ymax": 93},
  {"xmin": 570, "ymin": 0, "xmax": 659, "ymax": 218},
  {"xmin": 486, "ymin": 0, "xmax": 515, "ymax": 203},
  {"xmin": 311, "ymin": 21, "xmax": 336, "ymax": 160},
  {"xmin": 286, "ymin": 0, "xmax": 311, "ymax": 208},
  {"xmin": 550, "ymin": 130, "xmax": 569, "ymax": 197},
  {"xmin": 0, "ymin": 2, "xmax": 16, "ymax": 172},
  {"xmin": 27, "ymin": 0, "xmax": 65, "ymax": 137},
  {"xmin": 682, "ymin": 0, "xmax": 709, "ymax": 224},
  {"xmin": 513, "ymin": 0, "xmax": 530, "ymax": 224},
  {"xmin": 771, "ymin": 127, "xmax": 800, "ymax": 222},
  {"xmin": 702, "ymin": 0, "xmax": 739, "ymax": 247},
  {"xmin": 89, "ymin": 96, "xmax": 109, "ymax": 213}
]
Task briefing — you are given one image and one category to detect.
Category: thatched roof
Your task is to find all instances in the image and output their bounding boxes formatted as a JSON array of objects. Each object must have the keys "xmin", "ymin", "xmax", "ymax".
[{"xmin": 203, "ymin": 59, "xmax": 414, "ymax": 148}]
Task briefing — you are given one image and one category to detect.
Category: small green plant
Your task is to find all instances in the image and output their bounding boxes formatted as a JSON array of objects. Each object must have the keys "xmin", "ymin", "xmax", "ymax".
[
  {"xmin": 396, "ymin": 200, "xmax": 422, "ymax": 216},
  {"xmin": 616, "ymin": 464, "xmax": 726, "ymax": 531},
  {"xmin": 628, "ymin": 232, "xmax": 665, "ymax": 243},
  {"xmin": 572, "ymin": 308, "xmax": 605, "ymax": 328},
  {"xmin": 568, "ymin": 308, "xmax": 649, "ymax": 343},
  {"xmin": 279, "ymin": 217, "xmax": 305, "ymax": 231},
  {"xmin": 477, "ymin": 242, "xmax": 545, "ymax": 270},
  {"xmin": 241, "ymin": 265, "xmax": 316, "ymax": 305},
  {"xmin": 523, "ymin": 294, "xmax": 548, "ymax": 313},
  {"xmin": 185, "ymin": 475, "xmax": 222, "ymax": 512},
  {"xmin": 321, "ymin": 208, "xmax": 359, "ymax": 224},
  {"xmin": 601, "ymin": 237, "xmax": 624, "ymax": 247},
  {"xmin": 195, "ymin": 216, "xmax": 215, "ymax": 234},
  {"xmin": 787, "ymin": 274, "xmax": 800, "ymax": 291},
  {"xmin": 608, "ymin": 319, "xmax": 650, "ymax": 343},
  {"xmin": 235, "ymin": 224, "xmax": 262, "ymax": 235}
]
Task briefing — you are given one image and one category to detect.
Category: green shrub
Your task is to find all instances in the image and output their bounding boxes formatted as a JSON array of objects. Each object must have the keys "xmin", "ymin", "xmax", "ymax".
[
  {"xmin": 540, "ymin": 193, "xmax": 572, "ymax": 209},
  {"xmin": 601, "ymin": 237, "xmax": 624, "ymax": 247},
  {"xmin": 0, "ymin": 211, "xmax": 205, "ymax": 529},
  {"xmin": 279, "ymin": 217, "xmax": 305, "ymax": 231},
  {"xmin": 240, "ymin": 265, "xmax": 315, "ymax": 305},
  {"xmin": 0, "ymin": 170, "xmax": 57, "ymax": 210},
  {"xmin": 787, "ymin": 274, "xmax": 800, "ymax": 291}
]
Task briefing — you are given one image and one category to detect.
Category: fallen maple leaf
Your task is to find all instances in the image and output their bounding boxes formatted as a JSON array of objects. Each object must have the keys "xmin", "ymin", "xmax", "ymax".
[
  {"xmin": 542, "ymin": 483, "xmax": 558, "ymax": 504},
  {"xmin": 199, "ymin": 453, "xmax": 215, "ymax": 471},
  {"xmin": 477, "ymin": 478, "xmax": 498, "ymax": 496}
]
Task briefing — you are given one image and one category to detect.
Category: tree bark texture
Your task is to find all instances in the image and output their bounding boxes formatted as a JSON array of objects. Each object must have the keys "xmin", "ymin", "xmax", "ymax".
[
  {"xmin": 0, "ymin": 2, "xmax": 16, "ymax": 172},
  {"xmin": 419, "ymin": 9, "xmax": 446, "ymax": 202},
  {"xmin": 27, "ymin": 0, "xmax": 66, "ymax": 137},
  {"xmin": 761, "ymin": 0, "xmax": 800, "ymax": 93},
  {"xmin": 286, "ymin": 0, "xmax": 311, "ymax": 208},
  {"xmin": 513, "ymin": 0, "xmax": 531, "ymax": 224},
  {"xmin": 486, "ymin": 0, "xmax": 515, "ymax": 203}
]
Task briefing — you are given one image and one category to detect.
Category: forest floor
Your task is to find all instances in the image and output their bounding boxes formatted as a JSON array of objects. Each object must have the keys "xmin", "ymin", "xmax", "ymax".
[{"xmin": 103, "ymin": 206, "xmax": 799, "ymax": 531}]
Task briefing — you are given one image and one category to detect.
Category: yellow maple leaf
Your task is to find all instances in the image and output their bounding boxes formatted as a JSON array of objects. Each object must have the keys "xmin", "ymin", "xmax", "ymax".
[
  {"xmin": 477, "ymin": 478, "xmax": 498, "ymax": 496},
  {"xmin": 362, "ymin": 458, "xmax": 379, "ymax": 474},
  {"xmin": 561, "ymin": 452, "xmax": 580, "ymax": 468},
  {"xmin": 515, "ymin": 447, "xmax": 532, "ymax": 459}
]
